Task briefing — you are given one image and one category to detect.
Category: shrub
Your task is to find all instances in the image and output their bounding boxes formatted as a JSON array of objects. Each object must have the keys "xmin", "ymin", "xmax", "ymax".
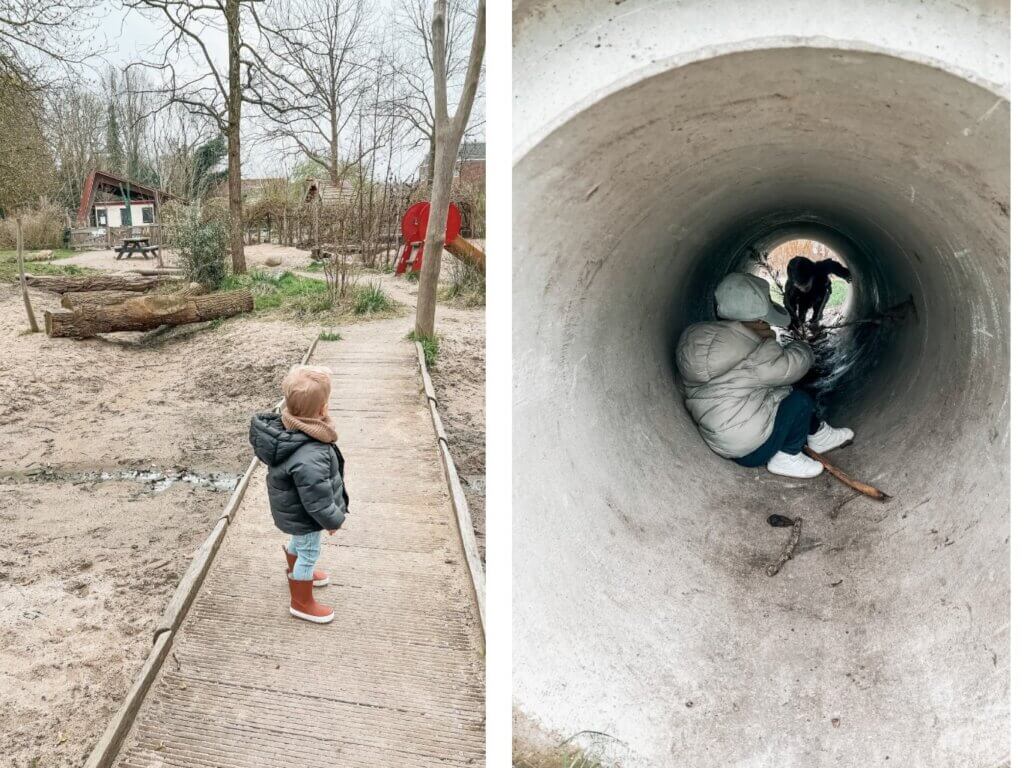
[
  {"xmin": 170, "ymin": 202, "xmax": 228, "ymax": 289},
  {"xmin": 351, "ymin": 280, "xmax": 396, "ymax": 315},
  {"xmin": 442, "ymin": 257, "xmax": 484, "ymax": 307},
  {"xmin": 0, "ymin": 201, "xmax": 65, "ymax": 250},
  {"xmin": 407, "ymin": 331, "xmax": 440, "ymax": 367}
]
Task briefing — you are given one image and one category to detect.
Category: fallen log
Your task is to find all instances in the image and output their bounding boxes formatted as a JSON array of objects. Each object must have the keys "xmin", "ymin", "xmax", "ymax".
[
  {"xmin": 26, "ymin": 274, "xmax": 165, "ymax": 294},
  {"xmin": 61, "ymin": 290, "xmax": 146, "ymax": 309},
  {"xmin": 45, "ymin": 289, "xmax": 253, "ymax": 338},
  {"xmin": 60, "ymin": 282, "xmax": 206, "ymax": 310},
  {"xmin": 130, "ymin": 268, "xmax": 182, "ymax": 276}
]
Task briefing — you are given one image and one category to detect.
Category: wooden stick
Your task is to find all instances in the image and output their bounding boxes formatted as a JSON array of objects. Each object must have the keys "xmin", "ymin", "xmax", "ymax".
[
  {"xmin": 804, "ymin": 447, "xmax": 891, "ymax": 501},
  {"xmin": 130, "ymin": 268, "xmax": 181, "ymax": 276},
  {"xmin": 15, "ymin": 217, "xmax": 39, "ymax": 333},
  {"xmin": 766, "ymin": 516, "xmax": 802, "ymax": 576}
]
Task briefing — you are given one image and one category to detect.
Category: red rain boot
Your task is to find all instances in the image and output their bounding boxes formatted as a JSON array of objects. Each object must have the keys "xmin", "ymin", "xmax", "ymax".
[
  {"xmin": 287, "ymin": 577, "xmax": 334, "ymax": 624},
  {"xmin": 283, "ymin": 545, "xmax": 329, "ymax": 587}
]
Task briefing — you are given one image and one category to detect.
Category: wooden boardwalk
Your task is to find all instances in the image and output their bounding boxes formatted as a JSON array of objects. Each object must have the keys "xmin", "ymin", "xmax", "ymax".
[{"xmin": 112, "ymin": 319, "xmax": 485, "ymax": 767}]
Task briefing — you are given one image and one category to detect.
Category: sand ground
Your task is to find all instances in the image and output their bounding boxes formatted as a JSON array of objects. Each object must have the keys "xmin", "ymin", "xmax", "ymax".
[{"xmin": 0, "ymin": 242, "xmax": 484, "ymax": 768}]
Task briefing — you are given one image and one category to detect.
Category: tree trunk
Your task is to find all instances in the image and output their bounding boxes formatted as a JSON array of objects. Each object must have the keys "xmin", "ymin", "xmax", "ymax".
[
  {"xmin": 415, "ymin": 0, "xmax": 486, "ymax": 338},
  {"xmin": 45, "ymin": 289, "xmax": 253, "ymax": 338},
  {"xmin": 415, "ymin": 134, "xmax": 456, "ymax": 336},
  {"xmin": 425, "ymin": 134, "xmax": 435, "ymax": 186},
  {"xmin": 226, "ymin": 0, "xmax": 246, "ymax": 274},
  {"xmin": 16, "ymin": 218, "xmax": 40, "ymax": 333},
  {"xmin": 60, "ymin": 283, "xmax": 205, "ymax": 310},
  {"xmin": 26, "ymin": 274, "xmax": 166, "ymax": 293}
]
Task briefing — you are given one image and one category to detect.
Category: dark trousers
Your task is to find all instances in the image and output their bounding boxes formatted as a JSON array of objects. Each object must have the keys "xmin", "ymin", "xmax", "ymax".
[{"xmin": 734, "ymin": 389, "xmax": 821, "ymax": 467}]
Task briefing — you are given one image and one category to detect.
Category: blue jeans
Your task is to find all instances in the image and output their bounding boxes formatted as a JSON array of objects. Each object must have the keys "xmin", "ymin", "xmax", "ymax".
[
  {"xmin": 734, "ymin": 389, "xmax": 821, "ymax": 468},
  {"xmin": 286, "ymin": 531, "xmax": 322, "ymax": 580}
]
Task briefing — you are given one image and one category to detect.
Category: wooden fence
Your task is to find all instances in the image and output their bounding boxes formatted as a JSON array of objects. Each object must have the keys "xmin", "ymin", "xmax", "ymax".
[{"xmin": 70, "ymin": 225, "xmax": 164, "ymax": 250}]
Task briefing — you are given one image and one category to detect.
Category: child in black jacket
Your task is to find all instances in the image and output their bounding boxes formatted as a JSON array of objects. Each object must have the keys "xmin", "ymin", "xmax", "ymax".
[{"xmin": 250, "ymin": 365, "xmax": 348, "ymax": 624}]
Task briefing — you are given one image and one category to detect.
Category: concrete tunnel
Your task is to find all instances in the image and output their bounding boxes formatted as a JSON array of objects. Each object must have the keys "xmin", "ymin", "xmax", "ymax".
[{"xmin": 511, "ymin": 2, "xmax": 1009, "ymax": 765}]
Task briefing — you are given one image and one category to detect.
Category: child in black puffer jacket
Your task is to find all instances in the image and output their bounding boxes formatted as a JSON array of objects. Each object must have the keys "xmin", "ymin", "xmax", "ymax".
[{"xmin": 250, "ymin": 365, "xmax": 348, "ymax": 624}]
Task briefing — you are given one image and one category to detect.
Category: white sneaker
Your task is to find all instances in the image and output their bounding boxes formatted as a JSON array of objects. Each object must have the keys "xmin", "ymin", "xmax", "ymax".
[
  {"xmin": 807, "ymin": 422, "xmax": 854, "ymax": 454},
  {"xmin": 767, "ymin": 451, "xmax": 824, "ymax": 479}
]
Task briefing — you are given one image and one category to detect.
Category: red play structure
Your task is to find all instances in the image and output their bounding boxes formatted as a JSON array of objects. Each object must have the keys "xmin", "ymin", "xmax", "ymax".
[{"xmin": 395, "ymin": 201, "xmax": 485, "ymax": 275}]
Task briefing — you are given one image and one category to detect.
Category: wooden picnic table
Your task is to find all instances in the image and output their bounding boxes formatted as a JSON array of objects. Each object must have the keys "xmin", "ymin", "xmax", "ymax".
[{"xmin": 115, "ymin": 236, "xmax": 160, "ymax": 260}]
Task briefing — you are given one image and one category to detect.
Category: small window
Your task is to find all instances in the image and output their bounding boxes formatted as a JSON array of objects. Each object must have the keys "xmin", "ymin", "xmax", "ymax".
[
  {"xmin": 120, "ymin": 207, "xmax": 131, "ymax": 227},
  {"xmin": 97, "ymin": 209, "xmax": 107, "ymax": 226},
  {"xmin": 142, "ymin": 206, "xmax": 154, "ymax": 224}
]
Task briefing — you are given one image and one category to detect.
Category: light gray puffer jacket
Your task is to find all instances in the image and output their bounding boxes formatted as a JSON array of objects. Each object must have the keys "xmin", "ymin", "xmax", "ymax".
[{"xmin": 676, "ymin": 321, "xmax": 813, "ymax": 458}]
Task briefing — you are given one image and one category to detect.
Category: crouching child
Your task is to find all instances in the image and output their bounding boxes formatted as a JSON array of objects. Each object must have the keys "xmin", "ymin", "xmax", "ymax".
[{"xmin": 250, "ymin": 365, "xmax": 349, "ymax": 624}]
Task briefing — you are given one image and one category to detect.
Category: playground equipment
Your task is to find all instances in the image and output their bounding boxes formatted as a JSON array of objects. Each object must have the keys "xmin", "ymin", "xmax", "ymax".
[{"xmin": 395, "ymin": 201, "xmax": 485, "ymax": 275}]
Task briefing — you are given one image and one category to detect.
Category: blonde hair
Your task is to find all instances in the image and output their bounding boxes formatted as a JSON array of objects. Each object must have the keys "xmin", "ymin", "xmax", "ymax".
[{"xmin": 281, "ymin": 365, "xmax": 332, "ymax": 418}]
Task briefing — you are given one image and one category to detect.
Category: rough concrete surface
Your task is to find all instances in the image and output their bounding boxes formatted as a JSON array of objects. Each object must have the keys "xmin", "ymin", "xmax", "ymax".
[
  {"xmin": 111, "ymin": 318, "xmax": 484, "ymax": 766},
  {"xmin": 511, "ymin": 2, "xmax": 1008, "ymax": 766}
]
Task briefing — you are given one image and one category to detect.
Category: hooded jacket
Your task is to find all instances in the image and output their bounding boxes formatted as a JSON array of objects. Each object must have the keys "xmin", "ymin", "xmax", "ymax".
[
  {"xmin": 676, "ymin": 321, "xmax": 813, "ymax": 458},
  {"xmin": 249, "ymin": 411, "xmax": 348, "ymax": 534}
]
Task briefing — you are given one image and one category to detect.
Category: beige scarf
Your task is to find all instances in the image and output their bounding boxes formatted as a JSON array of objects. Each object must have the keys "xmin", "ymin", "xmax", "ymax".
[{"xmin": 282, "ymin": 408, "xmax": 338, "ymax": 444}]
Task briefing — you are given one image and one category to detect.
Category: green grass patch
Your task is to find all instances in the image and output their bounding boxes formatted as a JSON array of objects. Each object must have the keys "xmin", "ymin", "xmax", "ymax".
[
  {"xmin": 0, "ymin": 256, "xmax": 94, "ymax": 283},
  {"xmin": 442, "ymin": 262, "xmax": 485, "ymax": 307},
  {"xmin": 221, "ymin": 269, "xmax": 330, "ymax": 314},
  {"xmin": 407, "ymin": 330, "xmax": 440, "ymax": 367},
  {"xmin": 219, "ymin": 269, "xmax": 399, "ymax": 322},
  {"xmin": 351, "ymin": 280, "xmax": 396, "ymax": 315},
  {"xmin": 0, "ymin": 248, "xmax": 76, "ymax": 261},
  {"xmin": 827, "ymin": 275, "xmax": 849, "ymax": 308},
  {"xmin": 318, "ymin": 329, "xmax": 342, "ymax": 341}
]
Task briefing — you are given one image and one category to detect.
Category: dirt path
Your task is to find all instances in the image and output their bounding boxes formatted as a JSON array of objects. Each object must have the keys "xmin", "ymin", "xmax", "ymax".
[{"xmin": 112, "ymin": 316, "xmax": 484, "ymax": 767}]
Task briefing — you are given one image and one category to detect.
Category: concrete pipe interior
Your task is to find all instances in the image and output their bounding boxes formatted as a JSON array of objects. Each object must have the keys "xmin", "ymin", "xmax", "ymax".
[{"xmin": 512, "ymin": 43, "xmax": 1008, "ymax": 767}]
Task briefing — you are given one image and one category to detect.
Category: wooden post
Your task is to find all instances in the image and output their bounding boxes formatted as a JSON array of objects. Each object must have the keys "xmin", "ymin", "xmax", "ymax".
[
  {"xmin": 154, "ymin": 191, "xmax": 164, "ymax": 268},
  {"xmin": 16, "ymin": 217, "xmax": 40, "ymax": 333},
  {"xmin": 314, "ymin": 200, "xmax": 321, "ymax": 256}
]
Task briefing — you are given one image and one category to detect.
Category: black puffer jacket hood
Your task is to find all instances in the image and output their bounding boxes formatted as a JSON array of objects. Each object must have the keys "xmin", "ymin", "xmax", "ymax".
[
  {"xmin": 251, "ymin": 411, "xmax": 313, "ymax": 465},
  {"xmin": 249, "ymin": 412, "xmax": 348, "ymax": 535}
]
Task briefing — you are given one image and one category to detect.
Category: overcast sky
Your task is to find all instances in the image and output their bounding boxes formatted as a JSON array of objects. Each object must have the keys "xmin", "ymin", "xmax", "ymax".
[{"xmin": 81, "ymin": 3, "xmax": 470, "ymax": 179}]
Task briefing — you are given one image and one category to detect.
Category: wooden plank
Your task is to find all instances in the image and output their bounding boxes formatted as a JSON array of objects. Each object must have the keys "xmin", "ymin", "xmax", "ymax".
[
  {"xmin": 415, "ymin": 341, "xmax": 485, "ymax": 636},
  {"xmin": 79, "ymin": 333, "xmax": 320, "ymax": 768},
  {"xmin": 107, "ymin": 324, "xmax": 482, "ymax": 768},
  {"xmin": 82, "ymin": 632, "xmax": 173, "ymax": 768}
]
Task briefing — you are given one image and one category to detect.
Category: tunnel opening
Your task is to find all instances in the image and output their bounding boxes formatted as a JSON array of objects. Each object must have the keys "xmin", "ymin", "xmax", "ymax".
[
  {"xmin": 741, "ymin": 234, "xmax": 864, "ymax": 412},
  {"xmin": 513, "ymin": 43, "xmax": 1008, "ymax": 766},
  {"xmin": 753, "ymin": 237, "xmax": 852, "ymax": 323}
]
